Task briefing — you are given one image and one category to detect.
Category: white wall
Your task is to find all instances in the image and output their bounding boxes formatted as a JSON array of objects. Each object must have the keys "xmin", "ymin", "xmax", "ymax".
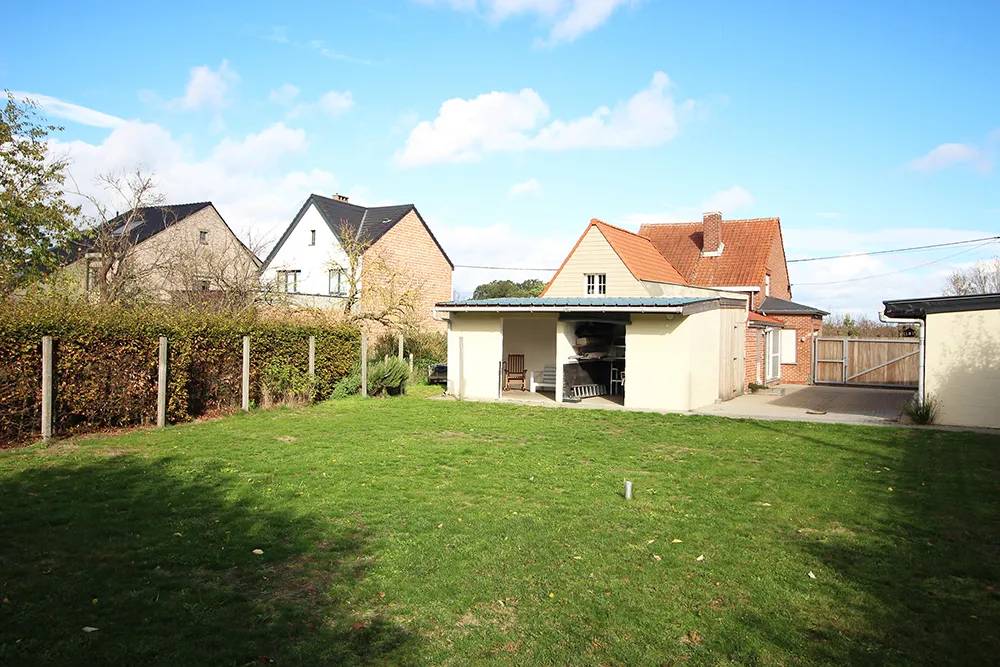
[
  {"xmin": 262, "ymin": 204, "xmax": 350, "ymax": 299},
  {"xmin": 925, "ymin": 309, "xmax": 1000, "ymax": 429},
  {"xmin": 502, "ymin": 317, "xmax": 557, "ymax": 381},
  {"xmin": 447, "ymin": 312, "xmax": 503, "ymax": 400},
  {"xmin": 624, "ymin": 309, "xmax": 726, "ymax": 411}
]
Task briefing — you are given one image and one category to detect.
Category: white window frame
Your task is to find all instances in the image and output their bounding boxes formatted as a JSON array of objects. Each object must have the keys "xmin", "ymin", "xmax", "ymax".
[
  {"xmin": 585, "ymin": 273, "xmax": 607, "ymax": 296},
  {"xmin": 328, "ymin": 268, "xmax": 347, "ymax": 296},
  {"xmin": 277, "ymin": 270, "xmax": 300, "ymax": 293},
  {"xmin": 765, "ymin": 329, "xmax": 781, "ymax": 381}
]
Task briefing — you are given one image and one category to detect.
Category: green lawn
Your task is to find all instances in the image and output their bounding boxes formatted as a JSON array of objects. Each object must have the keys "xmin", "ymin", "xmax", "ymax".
[{"xmin": 2, "ymin": 389, "xmax": 999, "ymax": 666}]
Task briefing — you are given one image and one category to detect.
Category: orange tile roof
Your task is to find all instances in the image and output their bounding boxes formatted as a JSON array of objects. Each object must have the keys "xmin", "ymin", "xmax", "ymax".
[
  {"xmin": 592, "ymin": 219, "xmax": 687, "ymax": 284},
  {"xmin": 748, "ymin": 311, "xmax": 785, "ymax": 326},
  {"xmin": 540, "ymin": 219, "xmax": 685, "ymax": 296},
  {"xmin": 638, "ymin": 218, "xmax": 780, "ymax": 288}
]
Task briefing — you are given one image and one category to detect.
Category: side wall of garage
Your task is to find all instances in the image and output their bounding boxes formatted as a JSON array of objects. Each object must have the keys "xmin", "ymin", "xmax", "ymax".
[
  {"xmin": 447, "ymin": 312, "xmax": 503, "ymax": 400},
  {"xmin": 925, "ymin": 308, "xmax": 1000, "ymax": 429}
]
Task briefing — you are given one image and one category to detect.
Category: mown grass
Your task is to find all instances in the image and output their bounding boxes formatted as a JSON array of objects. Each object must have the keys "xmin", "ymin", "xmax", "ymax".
[{"xmin": 1, "ymin": 388, "xmax": 998, "ymax": 665}]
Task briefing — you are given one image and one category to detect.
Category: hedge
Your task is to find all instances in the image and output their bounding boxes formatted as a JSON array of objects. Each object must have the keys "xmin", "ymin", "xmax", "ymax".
[{"xmin": 0, "ymin": 300, "xmax": 359, "ymax": 445}]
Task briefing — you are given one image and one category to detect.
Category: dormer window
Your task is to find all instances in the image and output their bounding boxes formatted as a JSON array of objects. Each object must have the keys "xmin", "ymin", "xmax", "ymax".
[
  {"xmin": 585, "ymin": 273, "xmax": 606, "ymax": 296},
  {"xmin": 310, "ymin": 230, "xmax": 316, "ymax": 246},
  {"xmin": 199, "ymin": 230, "xmax": 208, "ymax": 245}
]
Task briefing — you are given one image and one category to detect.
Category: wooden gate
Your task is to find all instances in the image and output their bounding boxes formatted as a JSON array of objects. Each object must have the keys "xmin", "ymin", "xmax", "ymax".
[{"xmin": 813, "ymin": 338, "xmax": 920, "ymax": 388}]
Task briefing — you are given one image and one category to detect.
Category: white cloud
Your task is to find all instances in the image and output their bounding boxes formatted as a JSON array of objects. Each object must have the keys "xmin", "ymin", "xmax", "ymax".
[
  {"xmin": 177, "ymin": 61, "xmax": 239, "ymax": 111},
  {"xmin": 318, "ymin": 90, "xmax": 355, "ymax": 116},
  {"xmin": 508, "ymin": 177, "xmax": 542, "ymax": 197},
  {"xmin": 395, "ymin": 71, "xmax": 693, "ymax": 167},
  {"xmin": 419, "ymin": 0, "xmax": 638, "ymax": 44},
  {"xmin": 433, "ymin": 219, "xmax": 571, "ymax": 296},
  {"xmin": 617, "ymin": 185, "xmax": 755, "ymax": 227},
  {"xmin": 211, "ymin": 123, "xmax": 307, "ymax": 173},
  {"xmin": 702, "ymin": 185, "xmax": 755, "ymax": 214},
  {"xmin": 907, "ymin": 142, "xmax": 990, "ymax": 173},
  {"xmin": 784, "ymin": 226, "xmax": 1000, "ymax": 315},
  {"xmin": 10, "ymin": 92, "xmax": 125, "ymax": 129},
  {"xmin": 546, "ymin": 0, "xmax": 635, "ymax": 45},
  {"xmin": 285, "ymin": 90, "xmax": 356, "ymax": 119},
  {"xmin": 268, "ymin": 84, "xmax": 300, "ymax": 105},
  {"xmin": 53, "ymin": 120, "xmax": 338, "ymax": 251}
]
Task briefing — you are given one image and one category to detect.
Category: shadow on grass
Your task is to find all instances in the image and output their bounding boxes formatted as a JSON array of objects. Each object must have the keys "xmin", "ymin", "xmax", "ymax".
[
  {"xmin": 719, "ymin": 421, "xmax": 1000, "ymax": 666},
  {"xmin": 0, "ymin": 454, "xmax": 418, "ymax": 666}
]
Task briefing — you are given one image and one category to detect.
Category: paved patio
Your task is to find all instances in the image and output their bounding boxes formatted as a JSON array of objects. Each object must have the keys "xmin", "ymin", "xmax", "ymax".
[{"xmin": 695, "ymin": 385, "xmax": 915, "ymax": 425}]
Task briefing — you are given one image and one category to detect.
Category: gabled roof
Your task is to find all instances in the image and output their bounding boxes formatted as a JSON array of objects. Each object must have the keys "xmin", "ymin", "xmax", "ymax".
[
  {"xmin": 61, "ymin": 202, "xmax": 260, "ymax": 264},
  {"xmin": 883, "ymin": 292, "xmax": 1000, "ymax": 318},
  {"xmin": 758, "ymin": 295, "xmax": 828, "ymax": 316},
  {"xmin": 261, "ymin": 194, "xmax": 453, "ymax": 270},
  {"xmin": 541, "ymin": 219, "xmax": 685, "ymax": 295},
  {"xmin": 639, "ymin": 217, "xmax": 781, "ymax": 288}
]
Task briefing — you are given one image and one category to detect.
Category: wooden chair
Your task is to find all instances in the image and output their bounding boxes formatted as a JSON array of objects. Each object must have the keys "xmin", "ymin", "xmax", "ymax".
[{"xmin": 504, "ymin": 354, "xmax": 527, "ymax": 391}]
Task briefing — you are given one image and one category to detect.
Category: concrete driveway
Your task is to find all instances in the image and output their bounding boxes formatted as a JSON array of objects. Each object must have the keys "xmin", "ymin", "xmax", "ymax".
[{"xmin": 695, "ymin": 385, "xmax": 915, "ymax": 426}]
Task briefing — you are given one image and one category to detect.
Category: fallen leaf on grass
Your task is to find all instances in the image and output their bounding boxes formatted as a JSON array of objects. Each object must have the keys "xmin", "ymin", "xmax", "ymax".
[
  {"xmin": 696, "ymin": 555, "xmax": 705, "ymax": 561},
  {"xmin": 437, "ymin": 523, "xmax": 444, "ymax": 529},
  {"xmin": 647, "ymin": 539, "xmax": 656, "ymax": 544},
  {"xmin": 173, "ymin": 532, "xmax": 182, "ymax": 537},
  {"xmin": 653, "ymin": 554, "xmax": 662, "ymax": 561},
  {"xmin": 252, "ymin": 549, "xmax": 264, "ymax": 555},
  {"xmin": 83, "ymin": 627, "xmax": 99, "ymax": 633},
  {"xmin": 808, "ymin": 571, "xmax": 817, "ymax": 579},
  {"xmin": 671, "ymin": 539, "xmax": 683, "ymax": 544}
]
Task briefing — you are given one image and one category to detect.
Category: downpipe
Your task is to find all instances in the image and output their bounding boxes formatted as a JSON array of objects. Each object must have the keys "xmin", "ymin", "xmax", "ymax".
[{"xmin": 879, "ymin": 308, "xmax": 924, "ymax": 405}]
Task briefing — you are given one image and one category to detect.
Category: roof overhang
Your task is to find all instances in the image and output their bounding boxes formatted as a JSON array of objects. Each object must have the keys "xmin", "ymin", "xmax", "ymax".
[
  {"xmin": 883, "ymin": 293, "xmax": 1000, "ymax": 319},
  {"xmin": 434, "ymin": 296, "xmax": 745, "ymax": 318}
]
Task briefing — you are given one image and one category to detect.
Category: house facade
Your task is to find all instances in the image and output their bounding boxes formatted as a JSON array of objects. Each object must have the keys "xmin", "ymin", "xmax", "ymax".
[
  {"xmin": 260, "ymin": 194, "xmax": 453, "ymax": 332},
  {"xmin": 435, "ymin": 219, "xmax": 749, "ymax": 412},
  {"xmin": 59, "ymin": 202, "xmax": 260, "ymax": 302},
  {"xmin": 640, "ymin": 213, "xmax": 826, "ymax": 387}
]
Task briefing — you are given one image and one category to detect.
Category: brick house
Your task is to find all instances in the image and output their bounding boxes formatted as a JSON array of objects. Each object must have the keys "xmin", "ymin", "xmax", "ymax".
[
  {"xmin": 639, "ymin": 212, "xmax": 827, "ymax": 387},
  {"xmin": 58, "ymin": 202, "xmax": 260, "ymax": 302},
  {"xmin": 260, "ymin": 194, "xmax": 453, "ymax": 332}
]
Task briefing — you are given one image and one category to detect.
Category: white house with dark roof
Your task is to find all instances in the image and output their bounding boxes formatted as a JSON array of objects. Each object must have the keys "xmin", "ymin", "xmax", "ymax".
[{"xmin": 260, "ymin": 193, "xmax": 453, "ymax": 331}]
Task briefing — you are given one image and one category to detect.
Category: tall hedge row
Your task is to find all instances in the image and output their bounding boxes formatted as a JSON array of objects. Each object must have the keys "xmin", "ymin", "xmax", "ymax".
[{"xmin": 0, "ymin": 301, "xmax": 359, "ymax": 445}]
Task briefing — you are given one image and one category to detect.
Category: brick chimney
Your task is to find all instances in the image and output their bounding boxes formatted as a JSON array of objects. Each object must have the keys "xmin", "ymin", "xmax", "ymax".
[
  {"xmin": 702, "ymin": 211, "xmax": 723, "ymax": 256},
  {"xmin": 333, "ymin": 193, "xmax": 349, "ymax": 202}
]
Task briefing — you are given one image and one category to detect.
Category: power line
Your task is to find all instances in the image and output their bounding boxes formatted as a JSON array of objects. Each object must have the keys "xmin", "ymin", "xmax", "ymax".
[
  {"xmin": 793, "ymin": 241, "xmax": 998, "ymax": 286},
  {"xmin": 787, "ymin": 235, "xmax": 1000, "ymax": 263},
  {"xmin": 454, "ymin": 264, "xmax": 558, "ymax": 271}
]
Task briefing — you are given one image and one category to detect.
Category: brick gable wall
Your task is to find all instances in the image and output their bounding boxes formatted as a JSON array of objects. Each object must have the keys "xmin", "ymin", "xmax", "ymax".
[
  {"xmin": 363, "ymin": 210, "xmax": 452, "ymax": 333},
  {"xmin": 757, "ymin": 232, "xmax": 792, "ymax": 309}
]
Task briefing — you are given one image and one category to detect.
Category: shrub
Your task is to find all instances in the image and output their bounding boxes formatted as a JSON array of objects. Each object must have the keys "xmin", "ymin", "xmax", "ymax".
[
  {"xmin": 260, "ymin": 361, "xmax": 316, "ymax": 408},
  {"xmin": 332, "ymin": 370, "xmax": 362, "ymax": 399},
  {"xmin": 903, "ymin": 394, "xmax": 937, "ymax": 425},
  {"xmin": 371, "ymin": 330, "xmax": 446, "ymax": 367},
  {"xmin": 367, "ymin": 357, "xmax": 409, "ymax": 397},
  {"xmin": 0, "ymin": 298, "xmax": 360, "ymax": 444}
]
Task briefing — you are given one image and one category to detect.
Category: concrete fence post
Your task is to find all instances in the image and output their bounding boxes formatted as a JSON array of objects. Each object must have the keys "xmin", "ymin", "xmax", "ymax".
[
  {"xmin": 361, "ymin": 333, "xmax": 368, "ymax": 398},
  {"xmin": 242, "ymin": 336, "xmax": 251, "ymax": 411},
  {"xmin": 398, "ymin": 333, "xmax": 404, "ymax": 361},
  {"xmin": 157, "ymin": 336, "xmax": 168, "ymax": 428},
  {"xmin": 41, "ymin": 336, "xmax": 53, "ymax": 442},
  {"xmin": 409, "ymin": 353, "xmax": 414, "ymax": 372},
  {"xmin": 308, "ymin": 335, "xmax": 316, "ymax": 379}
]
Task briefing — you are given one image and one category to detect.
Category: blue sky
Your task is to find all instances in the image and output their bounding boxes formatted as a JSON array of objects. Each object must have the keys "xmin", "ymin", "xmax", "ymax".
[{"xmin": 3, "ymin": 0, "xmax": 998, "ymax": 312}]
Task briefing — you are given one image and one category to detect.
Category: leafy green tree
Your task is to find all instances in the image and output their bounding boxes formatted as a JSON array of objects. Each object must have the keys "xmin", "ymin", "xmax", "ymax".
[
  {"xmin": 472, "ymin": 278, "xmax": 546, "ymax": 300},
  {"xmin": 0, "ymin": 91, "xmax": 80, "ymax": 293}
]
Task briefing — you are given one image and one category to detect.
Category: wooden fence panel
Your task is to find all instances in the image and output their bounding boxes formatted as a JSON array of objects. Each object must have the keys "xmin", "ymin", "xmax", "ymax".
[{"xmin": 814, "ymin": 337, "xmax": 919, "ymax": 388}]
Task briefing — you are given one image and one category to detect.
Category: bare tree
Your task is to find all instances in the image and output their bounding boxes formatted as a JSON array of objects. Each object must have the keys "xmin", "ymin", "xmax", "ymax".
[
  {"xmin": 164, "ymin": 225, "xmax": 274, "ymax": 313},
  {"xmin": 942, "ymin": 257, "xmax": 1000, "ymax": 296},
  {"xmin": 74, "ymin": 168, "xmax": 164, "ymax": 305},
  {"xmin": 328, "ymin": 218, "xmax": 421, "ymax": 328}
]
